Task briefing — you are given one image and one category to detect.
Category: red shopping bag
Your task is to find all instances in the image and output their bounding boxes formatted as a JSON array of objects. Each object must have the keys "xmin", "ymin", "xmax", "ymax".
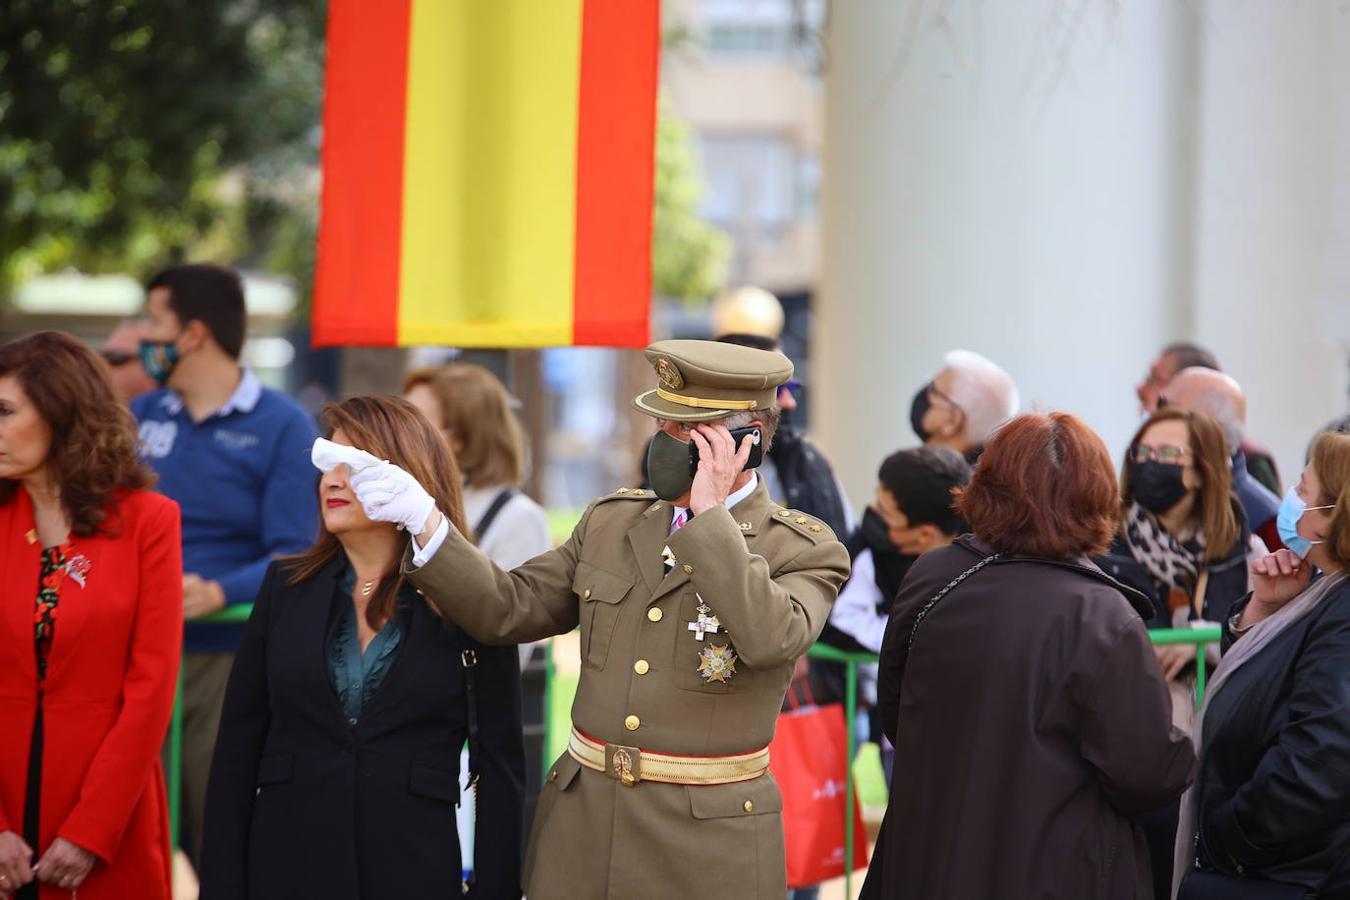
[{"xmin": 769, "ymin": 701, "xmax": 869, "ymax": 888}]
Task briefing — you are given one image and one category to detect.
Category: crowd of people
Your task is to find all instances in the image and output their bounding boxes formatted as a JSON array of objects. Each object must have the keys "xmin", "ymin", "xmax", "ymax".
[{"xmin": 0, "ymin": 262, "xmax": 1348, "ymax": 899}]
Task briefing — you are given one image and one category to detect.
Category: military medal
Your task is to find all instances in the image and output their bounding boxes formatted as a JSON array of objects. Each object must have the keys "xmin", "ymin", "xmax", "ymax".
[
  {"xmin": 697, "ymin": 643, "xmax": 737, "ymax": 683},
  {"xmin": 687, "ymin": 602, "xmax": 720, "ymax": 641}
]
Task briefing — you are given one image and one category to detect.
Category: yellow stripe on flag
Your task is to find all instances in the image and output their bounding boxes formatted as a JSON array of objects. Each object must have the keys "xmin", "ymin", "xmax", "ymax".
[{"xmin": 397, "ymin": 0, "xmax": 584, "ymax": 347}]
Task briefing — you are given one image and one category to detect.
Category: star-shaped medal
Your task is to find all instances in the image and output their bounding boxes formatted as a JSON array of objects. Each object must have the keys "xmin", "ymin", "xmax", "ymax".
[{"xmin": 697, "ymin": 643, "xmax": 737, "ymax": 684}]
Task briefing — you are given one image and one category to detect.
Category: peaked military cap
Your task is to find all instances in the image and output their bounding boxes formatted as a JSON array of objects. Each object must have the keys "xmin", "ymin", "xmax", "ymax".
[{"xmin": 632, "ymin": 339, "xmax": 794, "ymax": 422}]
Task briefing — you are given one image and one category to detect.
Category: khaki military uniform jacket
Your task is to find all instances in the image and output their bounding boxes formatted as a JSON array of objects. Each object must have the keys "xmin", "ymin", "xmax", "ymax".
[{"xmin": 404, "ymin": 480, "xmax": 849, "ymax": 899}]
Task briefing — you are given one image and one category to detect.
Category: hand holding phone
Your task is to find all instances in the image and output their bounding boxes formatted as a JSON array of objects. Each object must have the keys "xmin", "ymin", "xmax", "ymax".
[{"xmin": 689, "ymin": 425, "xmax": 763, "ymax": 476}]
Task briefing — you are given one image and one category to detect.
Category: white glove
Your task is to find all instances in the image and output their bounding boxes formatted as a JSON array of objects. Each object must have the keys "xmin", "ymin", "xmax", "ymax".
[
  {"xmin": 311, "ymin": 437, "xmax": 384, "ymax": 475},
  {"xmin": 349, "ymin": 460, "xmax": 437, "ymax": 534}
]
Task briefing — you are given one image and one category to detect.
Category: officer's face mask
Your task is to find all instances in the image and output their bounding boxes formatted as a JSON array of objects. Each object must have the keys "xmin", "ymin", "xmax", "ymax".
[{"xmin": 647, "ymin": 429, "xmax": 695, "ymax": 502}]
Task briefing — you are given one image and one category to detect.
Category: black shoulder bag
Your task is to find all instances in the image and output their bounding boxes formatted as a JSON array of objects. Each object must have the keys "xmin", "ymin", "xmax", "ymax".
[
  {"xmin": 473, "ymin": 488, "xmax": 517, "ymax": 541},
  {"xmin": 907, "ymin": 554, "xmax": 1001, "ymax": 651}
]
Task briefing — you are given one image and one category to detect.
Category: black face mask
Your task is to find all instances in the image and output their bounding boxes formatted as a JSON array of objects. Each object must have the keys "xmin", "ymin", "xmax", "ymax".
[
  {"xmin": 772, "ymin": 407, "xmax": 801, "ymax": 453},
  {"xmin": 910, "ymin": 385, "xmax": 933, "ymax": 442},
  {"xmin": 1130, "ymin": 460, "xmax": 1191, "ymax": 514},
  {"xmin": 646, "ymin": 429, "xmax": 695, "ymax": 502}
]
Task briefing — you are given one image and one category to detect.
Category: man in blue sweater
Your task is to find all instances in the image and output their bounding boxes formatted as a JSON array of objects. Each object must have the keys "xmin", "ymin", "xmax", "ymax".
[{"xmin": 130, "ymin": 263, "xmax": 318, "ymax": 867}]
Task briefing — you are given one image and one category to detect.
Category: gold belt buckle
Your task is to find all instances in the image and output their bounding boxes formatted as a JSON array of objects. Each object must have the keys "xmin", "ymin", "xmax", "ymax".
[{"xmin": 605, "ymin": 743, "xmax": 642, "ymax": 787}]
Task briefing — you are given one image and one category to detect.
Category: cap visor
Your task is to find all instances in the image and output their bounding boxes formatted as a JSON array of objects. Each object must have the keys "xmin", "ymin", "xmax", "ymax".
[{"xmin": 632, "ymin": 390, "xmax": 738, "ymax": 422}]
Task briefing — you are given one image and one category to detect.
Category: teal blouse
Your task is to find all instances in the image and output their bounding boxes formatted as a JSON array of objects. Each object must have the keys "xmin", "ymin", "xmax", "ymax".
[{"xmin": 328, "ymin": 567, "xmax": 416, "ymax": 727}]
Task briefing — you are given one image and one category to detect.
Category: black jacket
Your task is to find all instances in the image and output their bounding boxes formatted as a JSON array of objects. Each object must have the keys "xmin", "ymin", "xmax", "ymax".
[
  {"xmin": 200, "ymin": 557, "xmax": 526, "ymax": 900},
  {"xmin": 1096, "ymin": 497, "xmax": 1253, "ymax": 629},
  {"xmin": 863, "ymin": 536, "xmax": 1194, "ymax": 900},
  {"xmin": 1188, "ymin": 580, "xmax": 1350, "ymax": 897}
]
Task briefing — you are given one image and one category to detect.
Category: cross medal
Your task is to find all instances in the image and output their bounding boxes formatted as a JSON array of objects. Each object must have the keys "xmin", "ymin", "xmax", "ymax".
[{"xmin": 687, "ymin": 602, "xmax": 720, "ymax": 641}]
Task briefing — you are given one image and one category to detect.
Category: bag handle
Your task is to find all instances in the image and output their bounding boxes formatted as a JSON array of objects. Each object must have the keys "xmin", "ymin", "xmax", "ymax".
[
  {"xmin": 473, "ymin": 488, "xmax": 517, "ymax": 540},
  {"xmin": 907, "ymin": 554, "xmax": 1001, "ymax": 651},
  {"xmin": 783, "ymin": 660, "xmax": 819, "ymax": 712}
]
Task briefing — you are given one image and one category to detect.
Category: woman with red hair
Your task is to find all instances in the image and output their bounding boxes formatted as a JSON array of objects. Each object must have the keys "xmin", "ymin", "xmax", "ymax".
[
  {"xmin": 861, "ymin": 412, "xmax": 1195, "ymax": 900},
  {"xmin": 0, "ymin": 332, "xmax": 182, "ymax": 899}
]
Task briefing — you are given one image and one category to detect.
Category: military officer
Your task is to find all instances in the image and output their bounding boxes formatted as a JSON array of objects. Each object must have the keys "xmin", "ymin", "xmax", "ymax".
[{"xmin": 348, "ymin": 340, "xmax": 850, "ymax": 899}]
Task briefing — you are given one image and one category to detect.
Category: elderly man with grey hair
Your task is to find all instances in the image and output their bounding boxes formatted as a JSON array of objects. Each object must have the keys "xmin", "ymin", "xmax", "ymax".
[
  {"xmin": 1161, "ymin": 366, "xmax": 1283, "ymax": 552},
  {"xmin": 909, "ymin": 349, "xmax": 1019, "ymax": 463}
]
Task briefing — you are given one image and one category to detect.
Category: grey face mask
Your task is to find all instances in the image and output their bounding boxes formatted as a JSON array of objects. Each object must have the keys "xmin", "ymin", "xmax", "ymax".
[{"xmin": 646, "ymin": 429, "xmax": 694, "ymax": 501}]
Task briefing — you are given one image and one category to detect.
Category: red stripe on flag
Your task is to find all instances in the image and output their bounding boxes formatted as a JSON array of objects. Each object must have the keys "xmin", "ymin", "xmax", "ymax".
[
  {"xmin": 312, "ymin": 0, "xmax": 411, "ymax": 348},
  {"xmin": 570, "ymin": 0, "xmax": 660, "ymax": 348}
]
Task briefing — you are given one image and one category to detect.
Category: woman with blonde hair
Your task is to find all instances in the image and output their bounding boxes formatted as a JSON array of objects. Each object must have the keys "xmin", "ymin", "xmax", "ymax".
[
  {"xmin": 1174, "ymin": 431, "xmax": 1350, "ymax": 898},
  {"xmin": 404, "ymin": 364, "xmax": 551, "ymax": 569}
]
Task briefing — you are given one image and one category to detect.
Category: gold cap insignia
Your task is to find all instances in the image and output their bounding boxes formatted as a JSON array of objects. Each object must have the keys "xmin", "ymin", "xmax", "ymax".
[{"xmin": 655, "ymin": 357, "xmax": 685, "ymax": 390}]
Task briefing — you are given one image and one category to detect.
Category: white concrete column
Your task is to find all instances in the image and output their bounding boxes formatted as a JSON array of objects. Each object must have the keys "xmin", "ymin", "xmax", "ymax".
[
  {"xmin": 817, "ymin": 0, "xmax": 1200, "ymax": 505},
  {"xmin": 1191, "ymin": 2, "xmax": 1350, "ymax": 482}
]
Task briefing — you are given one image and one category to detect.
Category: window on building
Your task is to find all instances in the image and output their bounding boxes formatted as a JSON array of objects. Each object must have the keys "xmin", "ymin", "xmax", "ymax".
[
  {"xmin": 698, "ymin": 133, "xmax": 818, "ymax": 238},
  {"xmin": 699, "ymin": 0, "xmax": 824, "ymax": 60}
]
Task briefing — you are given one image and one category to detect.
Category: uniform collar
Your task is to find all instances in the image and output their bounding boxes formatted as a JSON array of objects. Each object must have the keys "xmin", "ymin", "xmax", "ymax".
[
  {"xmin": 672, "ymin": 472, "xmax": 759, "ymax": 526},
  {"xmin": 160, "ymin": 368, "xmax": 262, "ymax": 419}
]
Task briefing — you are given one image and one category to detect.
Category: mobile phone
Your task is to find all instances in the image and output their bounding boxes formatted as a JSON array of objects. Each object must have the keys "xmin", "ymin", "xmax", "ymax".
[{"xmin": 688, "ymin": 425, "xmax": 764, "ymax": 476}]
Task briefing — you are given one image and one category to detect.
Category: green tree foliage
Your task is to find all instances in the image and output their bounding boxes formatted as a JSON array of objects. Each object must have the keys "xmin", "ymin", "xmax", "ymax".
[
  {"xmin": 0, "ymin": 0, "xmax": 326, "ymax": 294},
  {"xmin": 651, "ymin": 98, "xmax": 729, "ymax": 301},
  {"xmin": 2, "ymin": 4, "xmax": 723, "ymax": 314}
]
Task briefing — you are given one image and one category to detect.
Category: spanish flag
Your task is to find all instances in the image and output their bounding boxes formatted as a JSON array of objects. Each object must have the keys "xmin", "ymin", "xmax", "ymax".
[{"xmin": 313, "ymin": 1, "xmax": 661, "ymax": 349}]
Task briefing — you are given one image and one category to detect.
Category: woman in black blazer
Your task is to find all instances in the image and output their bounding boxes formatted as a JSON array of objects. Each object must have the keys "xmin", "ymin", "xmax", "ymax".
[
  {"xmin": 1176, "ymin": 431, "xmax": 1350, "ymax": 899},
  {"xmin": 201, "ymin": 396, "xmax": 525, "ymax": 900}
]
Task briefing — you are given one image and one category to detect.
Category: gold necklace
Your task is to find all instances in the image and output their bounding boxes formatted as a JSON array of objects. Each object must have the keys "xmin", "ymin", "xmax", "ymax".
[{"xmin": 360, "ymin": 579, "xmax": 375, "ymax": 597}]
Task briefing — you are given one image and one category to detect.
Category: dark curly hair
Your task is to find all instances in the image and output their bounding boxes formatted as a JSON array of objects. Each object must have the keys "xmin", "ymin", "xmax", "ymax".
[{"xmin": 0, "ymin": 331, "xmax": 155, "ymax": 536}]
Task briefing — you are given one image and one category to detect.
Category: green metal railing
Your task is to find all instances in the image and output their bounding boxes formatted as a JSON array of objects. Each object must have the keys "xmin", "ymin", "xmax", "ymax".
[
  {"xmin": 167, "ymin": 611, "xmax": 1221, "ymax": 896},
  {"xmin": 167, "ymin": 603, "xmax": 252, "ymax": 842}
]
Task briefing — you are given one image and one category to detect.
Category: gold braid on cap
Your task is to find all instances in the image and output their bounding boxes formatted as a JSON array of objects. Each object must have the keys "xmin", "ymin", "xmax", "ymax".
[{"xmin": 655, "ymin": 388, "xmax": 758, "ymax": 411}]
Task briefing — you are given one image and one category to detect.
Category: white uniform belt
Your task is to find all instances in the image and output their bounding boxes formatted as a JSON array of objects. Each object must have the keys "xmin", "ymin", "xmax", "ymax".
[{"xmin": 567, "ymin": 727, "xmax": 770, "ymax": 787}]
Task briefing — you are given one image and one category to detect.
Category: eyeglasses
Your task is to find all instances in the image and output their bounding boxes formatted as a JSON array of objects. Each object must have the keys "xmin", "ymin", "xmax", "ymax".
[
  {"xmin": 101, "ymin": 350, "xmax": 136, "ymax": 368},
  {"xmin": 925, "ymin": 381, "xmax": 962, "ymax": 411},
  {"xmin": 1131, "ymin": 444, "xmax": 1192, "ymax": 465},
  {"xmin": 777, "ymin": 379, "xmax": 801, "ymax": 399}
]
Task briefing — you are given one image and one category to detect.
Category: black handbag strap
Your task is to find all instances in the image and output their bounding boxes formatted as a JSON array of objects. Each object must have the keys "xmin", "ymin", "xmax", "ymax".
[
  {"xmin": 454, "ymin": 637, "xmax": 481, "ymax": 892},
  {"xmin": 907, "ymin": 554, "xmax": 1001, "ymax": 652},
  {"xmin": 460, "ymin": 645, "xmax": 481, "ymax": 791},
  {"xmin": 473, "ymin": 488, "xmax": 517, "ymax": 539}
]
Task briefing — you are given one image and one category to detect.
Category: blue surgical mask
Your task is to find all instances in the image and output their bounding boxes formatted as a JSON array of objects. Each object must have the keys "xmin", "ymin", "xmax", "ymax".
[{"xmin": 1276, "ymin": 487, "xmax": 1335, "ymax": 559}]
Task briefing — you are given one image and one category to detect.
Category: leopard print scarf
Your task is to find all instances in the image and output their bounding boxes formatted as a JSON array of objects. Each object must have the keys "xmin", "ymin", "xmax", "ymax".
[{"xmin": 1122, "ymin": 500, "xmax": 1206, "ymax": 593}]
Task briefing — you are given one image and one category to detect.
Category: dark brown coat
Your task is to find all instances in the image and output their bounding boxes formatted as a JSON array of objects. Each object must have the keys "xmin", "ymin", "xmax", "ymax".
[{"xmin": 862, "ymin": 536, "xmax": 1196, "ymax": 900}]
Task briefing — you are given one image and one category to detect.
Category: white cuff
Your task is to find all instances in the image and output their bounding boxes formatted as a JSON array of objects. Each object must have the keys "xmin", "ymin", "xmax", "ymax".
[{"xmin": 410, "ymin": 515, "xmax": 451, "ymax": 569}]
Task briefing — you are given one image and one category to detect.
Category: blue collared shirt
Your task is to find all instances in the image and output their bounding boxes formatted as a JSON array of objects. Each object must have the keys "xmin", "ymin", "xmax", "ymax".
[{"xmin": 132, "ymin": 370, "xmax": 319, "ymax": 652}]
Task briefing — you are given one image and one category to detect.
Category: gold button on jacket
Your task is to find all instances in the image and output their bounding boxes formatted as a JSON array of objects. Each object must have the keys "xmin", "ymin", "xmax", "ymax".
[{"xmin": 404, "ymin": 481, "xmax": 849, "ymax": 899}]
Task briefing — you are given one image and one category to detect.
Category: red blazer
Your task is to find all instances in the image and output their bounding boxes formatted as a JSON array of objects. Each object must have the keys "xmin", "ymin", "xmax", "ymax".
[{"xmin": 0, "ymin": 488, "xmax": 182, "ymax": 900}]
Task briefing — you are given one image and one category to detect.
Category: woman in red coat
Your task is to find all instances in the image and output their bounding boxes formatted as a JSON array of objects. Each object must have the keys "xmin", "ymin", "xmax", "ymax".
[{"xmin": 0, "ymin": 331, "xmax": 183, "ymax": 900}]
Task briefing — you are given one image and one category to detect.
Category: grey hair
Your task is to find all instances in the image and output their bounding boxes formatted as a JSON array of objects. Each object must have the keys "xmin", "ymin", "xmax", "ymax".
[
  {"xmin": 722, "ymin": 407, "xmax": 782, "ymax": 452},
  {"xmin": 942, "ymin": 349, "xmax": 1020, "ymax": 447},
  {"xmin": 660, "ymin": 407, "xmax": 782, "ymax": 452}
]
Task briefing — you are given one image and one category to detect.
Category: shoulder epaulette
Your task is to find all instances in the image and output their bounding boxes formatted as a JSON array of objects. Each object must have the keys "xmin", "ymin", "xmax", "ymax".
[
  {"xmin": 595, "ymin": 487, "xmax": 658, "ymax": 504},
  {"xmin": 767, "ymin": 506, "xmax": 834, "ymax": 542}
]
